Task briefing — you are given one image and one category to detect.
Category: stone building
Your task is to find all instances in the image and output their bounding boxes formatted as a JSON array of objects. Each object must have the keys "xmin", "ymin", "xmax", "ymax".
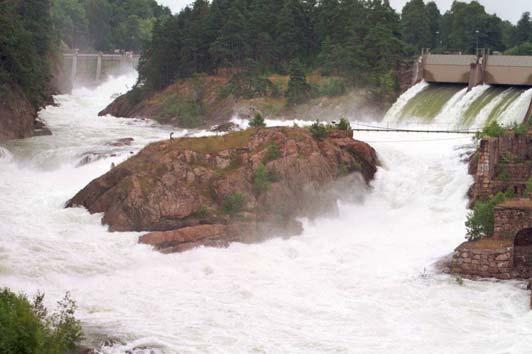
[{"xmin": 451, "ymin": 131, "xmax": 532, "ymax": 280}]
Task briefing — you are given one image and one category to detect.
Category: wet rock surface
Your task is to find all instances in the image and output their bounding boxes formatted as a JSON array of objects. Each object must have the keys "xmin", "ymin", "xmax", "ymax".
[{"xmin": 68, "ymin": 127, "xmax": 378, "ymax": 252}]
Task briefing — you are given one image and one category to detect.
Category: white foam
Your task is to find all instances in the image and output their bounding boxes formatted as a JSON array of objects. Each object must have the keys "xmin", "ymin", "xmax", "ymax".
[
  {"xmin": 499, "ymin": 88, "xmax": 532, "ymax": 126},
  {"xmin": 1, "ymin": 75, "xmax": 531, "ymax": 354},
  {"xmin": 383, "ymin": 81, "xmax": 429, "ymax": 124}
]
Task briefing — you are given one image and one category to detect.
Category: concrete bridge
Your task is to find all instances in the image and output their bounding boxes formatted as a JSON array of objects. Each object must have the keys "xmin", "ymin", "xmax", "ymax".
[
  {"xmin": 413, "ymin": 50, "xmax": 532, "ymax": 89},
  {"xmin": 63, "ymin": 50, "xmax": 140, "ymax": 86}
]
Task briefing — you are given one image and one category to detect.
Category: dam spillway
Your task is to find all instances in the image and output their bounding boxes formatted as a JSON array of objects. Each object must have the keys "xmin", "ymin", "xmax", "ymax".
[
  {"xmin": 414, "ymin": 52, "xmax": 532, "ymax": 88},
  {"xmin": 384, "ymin": 82, "xmax": 532, "ymax": 129}
]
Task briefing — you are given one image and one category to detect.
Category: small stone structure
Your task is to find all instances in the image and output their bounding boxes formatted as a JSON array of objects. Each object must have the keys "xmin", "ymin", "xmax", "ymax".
[
  {"xmin": 493, "ymin": 200, "xmax": 532, "ymax": 239},
  {"xmin": 469, "ymin": 132, "xmax": 531, "ymax": 203},
  {"xmin": 451, "ymin": 199, "xmax": 532, "ymax": 279},
  {"xmin": 451, "ymin": 241, "xmax": 514, "ymax": 279}
]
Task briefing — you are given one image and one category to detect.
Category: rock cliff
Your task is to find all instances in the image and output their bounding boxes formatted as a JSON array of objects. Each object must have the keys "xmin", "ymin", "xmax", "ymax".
[
  {"xmin": 0, "ymin": 83, "xmax": 36, "ymax": 141},
  {"xmin": 67, "ymin": 127, "xmax": 378, "ymax": 252}
]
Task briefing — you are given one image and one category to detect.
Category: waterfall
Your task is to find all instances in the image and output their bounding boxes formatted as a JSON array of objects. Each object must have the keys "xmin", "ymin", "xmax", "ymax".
[
  {"xmin": 383, "ymin": 81, "xmax": 429, "ymax": 123},
  {"xmin": 1, "ymin": 73, "xmax": 532, "ymax": 353},
  {"xmin": 386, "ymin": 83, "xmax": 531, "ymax": 129}
]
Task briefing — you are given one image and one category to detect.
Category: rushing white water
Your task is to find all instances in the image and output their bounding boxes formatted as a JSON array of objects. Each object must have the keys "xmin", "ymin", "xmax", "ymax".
[
  {"xmin": 385, "ymin": 83, "xmax": 532, "ymax": 130},
  {"xmin": 499, "ymin": 88, "xmax": 532, "ymax": 126},
  {"xmin": 383, "ymin": 81, "xmax": 429, "ymax": 123},
  {"xmin": 433, "ymin": 85, "xmax": 489, "ymax": 129},
  {"xmin": 1, "ymin": 75, "xmax": 532, "ymax": 353}
]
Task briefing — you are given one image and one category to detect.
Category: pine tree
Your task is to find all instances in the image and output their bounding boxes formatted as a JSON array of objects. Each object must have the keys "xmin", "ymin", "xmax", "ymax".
[
  {"xmin": 426, "ymin": 2, "xmax": 441, "ymax": 49},
  {"xmin": 285, "ymin": 59, "xmax": 312, "ymax": 105},
  {"xmin": 514, "ymin": 12, "xmax": 532, "ymax": 45},
  {"xmin": 401, "ymin": 0, "xmax": 431, "ymax": 52}
]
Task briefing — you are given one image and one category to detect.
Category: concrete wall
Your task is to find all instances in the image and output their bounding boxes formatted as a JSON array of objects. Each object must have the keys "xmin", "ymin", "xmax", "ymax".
[
  {"xmin": 420, "ymin": 53, "xmax": 532, "ymax": 87},
  {"xmin": 485, "ymin": 55, "xmax": 532, "ymax": 86},
  {"xmin": 423, "ymin": 54, "xmax": 476, "ymax": 84},
  {"xmin": 63, "ymin": 51, "xmax": 140, "ymax": 87}
]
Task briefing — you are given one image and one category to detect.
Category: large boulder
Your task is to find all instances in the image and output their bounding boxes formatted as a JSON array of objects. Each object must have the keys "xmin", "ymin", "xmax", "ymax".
[{"xmin": 67, "ymin": 127, "xmax": 378, "ymax": 252}]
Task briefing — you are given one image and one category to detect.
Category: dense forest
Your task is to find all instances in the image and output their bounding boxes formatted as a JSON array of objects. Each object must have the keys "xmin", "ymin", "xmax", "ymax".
[
  {"xmin": 137, "ymin": 0, "xmax": 532, "ymax": 102},
  {"xmin": 0, "ymin": 0, "xmax": 55, "ymax": 109},
  {"xmin": 52, "ymin": 0, "xmax": 171, "ymax": 52},
  {"xmin": 0, "ymin": 0, "xmax": 169, "ymax": 112}
]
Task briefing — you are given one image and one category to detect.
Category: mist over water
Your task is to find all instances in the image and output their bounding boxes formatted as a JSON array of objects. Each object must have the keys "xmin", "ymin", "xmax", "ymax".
[{"xmin": 1, "ymin": 75, "xmax": 532, "ymax": 353}]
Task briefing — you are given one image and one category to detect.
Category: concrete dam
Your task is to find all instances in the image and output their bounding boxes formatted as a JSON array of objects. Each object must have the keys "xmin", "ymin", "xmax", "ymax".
[
  {"xmin": 384, "ymin": 52, "xmax": 532, "ymax": 129},
  {"xmin": 62, "ymin": 51, "xmax": 140, "ymax": 87}
]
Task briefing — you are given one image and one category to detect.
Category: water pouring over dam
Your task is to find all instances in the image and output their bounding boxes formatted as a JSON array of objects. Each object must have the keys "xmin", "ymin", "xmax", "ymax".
[
  {"xmin": 1, "ymin": 72, "xmax": 532, "ymax": 353},
  {"xmin": 384, "ymin": 82, "xmax": 532, "ymax": 130}
]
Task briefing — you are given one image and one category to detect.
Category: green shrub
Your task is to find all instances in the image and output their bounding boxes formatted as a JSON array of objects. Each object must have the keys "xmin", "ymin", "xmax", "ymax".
[
  {"xmin": 125, "ymin": 85, "xmax": 151, "ymax": 105},
  {"xmin": 318, "ymin": 78, "xmax": 347, "ymax": 97},
  {"xmin": 0, "ymin": 289, "xmax": 82, "ymax": 354},
  {"xmin": 526, "ymin": 178, "xmax": 532, "ymax": 196},
  {"xmin": 465, "ymin": 192, "xmax": 511, "ymax": 241},
  {"xmin": 263, "ymin": 142, "xmax": 281, "ymax": 163},
  {"xmin": 249, "ymin": 113, "xmax": 266, "ymax": 128},
  {"xmin": 478, "ymin": 120, "xmax": 505, "ymax": 138},
  {"xmin": 335, "ymin": 118, "xmax": 351, "ymax": 131},
  {"xmin": 285, "ymin": 59, "xmax": 312, "ymax": 106},
  {"xmin": 157, "ymin": 93, "xmax": 204, "ymax": 128},
  {"xmin": 338, "ymin": 163, "xmax": 349, "ymax": 176},
  {"xmin": 192, "ymin": 206, "xmax": 209, "ymax": 218},
  {"xmin": 499, "ymin": 153, "xmax": 513, "ymax": 164},
  {"xmin": 308, "ymin": 120, "xmax": 328, "ymax": 140},
  {"xmin": 221, "ymin": 193, "xmax": 245, "ymax": 214},
  {"xmin": 266, "ymin": 168, "xmax": 281, "ymax": 182},
  {"xmin": 512, "ymin": 121, "xmax": 529, "ymax": 135},
  {"xmin": 498, "ymin": 168, "xmax": 510, "ymax": 182},
  {"xmin": 253, "ymin": 163, "xmax": 270, "ymax": 194},
  {"xmin": 253, "ymin": 163, "xmax": 281, "ymax": 195}
]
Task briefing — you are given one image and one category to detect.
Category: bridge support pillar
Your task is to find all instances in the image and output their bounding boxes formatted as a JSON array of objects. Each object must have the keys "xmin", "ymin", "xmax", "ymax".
[
  {"xmin": 70, "ymin": 50, "xmax": 78, "ymax": 83},
  {"xmin": 467, "ymin": 62, "xmax": 483, "ymax": 90},
  {"xmin": 96, "ymin": 52, "xmax": 102, "ymax": 81}
]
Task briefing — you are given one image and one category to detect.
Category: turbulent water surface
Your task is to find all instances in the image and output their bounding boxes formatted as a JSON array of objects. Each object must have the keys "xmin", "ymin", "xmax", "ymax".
[
  {"xmin": 384, "ymin": 82, "xmax": 532, "ymax": 130},
  {"xmin": 1, "ymin": 75, "xmax": 532, "ymax": 353}
]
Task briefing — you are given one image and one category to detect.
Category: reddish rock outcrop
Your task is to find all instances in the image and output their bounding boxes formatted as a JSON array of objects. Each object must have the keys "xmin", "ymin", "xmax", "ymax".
[
  {"xmin": 68, "ymin": 127, "xmax": 378, "ymax": 252},
  {"xmin": 0, "ymin": 84, "xmax": 37, "ymax": 141}
]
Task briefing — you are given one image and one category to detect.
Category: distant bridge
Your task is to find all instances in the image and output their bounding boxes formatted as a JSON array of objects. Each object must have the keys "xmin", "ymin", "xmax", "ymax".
[
  {"xmin": 412, "ymin": 50, "xmax": 532, "ymax": 89},
  {"xmin": 351, "ymin": 123, "xmax": 479, "ymax": 134},
  {"xmin": 62, "ymin": 50, "xmax": 140, "ymax": 86}
]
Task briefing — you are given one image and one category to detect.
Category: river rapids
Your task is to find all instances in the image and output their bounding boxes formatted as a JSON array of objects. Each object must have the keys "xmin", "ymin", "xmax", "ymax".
[{"xmin": 1, "ymin": 74, "xmax": 531, "ymax": 353}]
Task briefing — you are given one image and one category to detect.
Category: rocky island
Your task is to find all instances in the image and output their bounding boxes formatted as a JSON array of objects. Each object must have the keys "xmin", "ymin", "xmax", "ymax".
[{"xmin": 67, "ymin": 126, "xmax": 378, "ymax": 252}]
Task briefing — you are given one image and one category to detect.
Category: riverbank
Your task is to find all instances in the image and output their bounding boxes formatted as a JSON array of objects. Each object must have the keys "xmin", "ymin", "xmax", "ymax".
[
  {"xmin": 2, "ymin": 74, "xmax": 531, "ymax": 352},
  {"xmin": 98, "ymin": 74, "xmax": 384, "ymax": 128}
]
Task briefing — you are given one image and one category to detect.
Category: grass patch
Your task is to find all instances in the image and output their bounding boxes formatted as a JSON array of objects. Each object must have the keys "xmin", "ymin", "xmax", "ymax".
[
  {"xmin": 156, "ymin": 92, "xmax": 204, "ymax": 128},
  {"xmin": 459, "ymin": 238, "xmax": 512, "ymax": 250},
  {"xmin": 171, "ymin": 129, "xmax": 255, "ymax": 154}
]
